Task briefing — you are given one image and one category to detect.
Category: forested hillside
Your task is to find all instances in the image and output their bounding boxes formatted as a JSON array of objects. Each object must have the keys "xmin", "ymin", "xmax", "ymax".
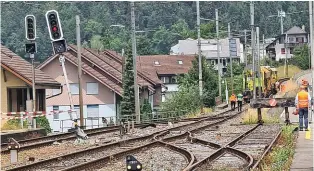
[{"xmin": 1, "ymin": 1, "xmax": 309, "ymax": 62}]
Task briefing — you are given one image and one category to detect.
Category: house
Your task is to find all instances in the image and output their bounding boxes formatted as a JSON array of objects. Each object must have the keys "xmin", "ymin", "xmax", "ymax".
[
  {"xmin": 170, "ymin": 38, "xmax": 244, "ymax": 74},
  {"xmin": 137, "ymin": 55, "xmax": 195, "ymax": 102},
  {"xmin": 266, "ymin": 26, "xmax": 308, "ymax": 61},
  {"xmin": 1, "ymin": 45, "xmax": 61, "ymax": 125},
  {"xmin": 37, "ymin": 45, "xmax": 163, "ymax": 132}
]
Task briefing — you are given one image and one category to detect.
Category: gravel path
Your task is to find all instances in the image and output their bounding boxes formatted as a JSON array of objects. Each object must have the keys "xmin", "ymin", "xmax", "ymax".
[{"xmin": 96, "ymin": 146, "xmax": 188, "ymax": 171}]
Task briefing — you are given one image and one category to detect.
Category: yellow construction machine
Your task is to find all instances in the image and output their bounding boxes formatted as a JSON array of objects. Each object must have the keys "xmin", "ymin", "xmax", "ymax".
[{"xmin": 243, "ymin": 65, "xmax": 278, "ymax": 100}]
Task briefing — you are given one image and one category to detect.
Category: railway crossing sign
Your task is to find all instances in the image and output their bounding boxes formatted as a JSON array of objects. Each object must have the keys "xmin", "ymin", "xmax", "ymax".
[{"xmin": 269, "ymin": 98, "xmax": 277, "ymax": 107}]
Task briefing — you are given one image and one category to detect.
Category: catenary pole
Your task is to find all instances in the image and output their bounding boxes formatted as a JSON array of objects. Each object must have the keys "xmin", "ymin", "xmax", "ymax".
[
  {"xmin": 228, "ymin": 23, "xmax": 234, "ymax": 93},
  {"xmin": 131, "ymin": 1, "xmax": 140, "ymax": 123},
  {"xmin": 196, "ymin": 1, "xmax": 203, "ymax": 96},
  {"xmin": 250, "ymin": 1, "xmax": 256, "ymax": 100},
  {"xmin": 216, "ymin": 8, "xmax": 222, "ymax": 96},
  {"xmin": 256, "ymin": 27, "xmax": 262, "ymax": 98},
  {"xmin": 309, "ymin": 1, "xmax": 314, "ymax": 123},
  {"xmin": 76, "ymin": 15, "xmax": 84, "ymax": 127}
]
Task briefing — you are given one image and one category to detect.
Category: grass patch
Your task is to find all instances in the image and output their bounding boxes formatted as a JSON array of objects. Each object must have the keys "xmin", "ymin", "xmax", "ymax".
[
  {"xmin": 258, "ymin": 125, "xmax": 297, "ymax": 171},
  {"xmin": 277, "ymin": 65, "xmax": 301, "ymax": 79},
  {"xmin": 185, "ymin": 107, "xmax": 212, "ymax": 118},
  {"xmin": 242, "ymin": 108, "xmax": 280, "ymax": 124}
]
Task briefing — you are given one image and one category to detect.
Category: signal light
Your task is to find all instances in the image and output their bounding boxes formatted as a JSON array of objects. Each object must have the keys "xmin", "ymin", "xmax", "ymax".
[
  {"xmin": 25, "ymin": 15, "xmax": 36, "ymax": 41},
  {"xmin": 45, "ymin": 10, "xmax": 63, "ymax": 41}
]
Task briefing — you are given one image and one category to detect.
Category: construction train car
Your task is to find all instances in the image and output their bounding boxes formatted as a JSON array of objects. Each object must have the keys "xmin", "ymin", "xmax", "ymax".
[{"xmin": 243, "ymin": 65, "xmax": 278, "ymax": 100}]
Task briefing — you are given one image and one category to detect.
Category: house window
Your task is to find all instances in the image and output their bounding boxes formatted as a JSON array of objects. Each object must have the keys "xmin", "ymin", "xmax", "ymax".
[
  {"xmin": 296, "ymin": 37, "xmax": 304, "ymax": 43},
  {"xmin": 288, "ymin": 37, "xmax": 295, "ymax": 43},
  {"xmin": 281, "ymin": 48, "xmax": 285, "ymax": 54},
  {"xmin": 178, "ymin": 60, "xmax": 183, "ymax": 65},
  {"xmin": 154, "ymin": 61, "xmax": 160, "ymax": 65},
  {"xmin": 70, "ymin": 83, "xmax": 79, "ymax": 95},
  {"xmin": 290, "ymin": 48, "xmax": 294, "ymax": 54},
  {"xmin": 161, "ymin": 77, "xmax": 170, "ymax": 84},
  {"xmin": 74, "ymin": 105, "xmax": 80, "ymax": 118},
  {"xmin": 53, "ymin": 106, "xmax": 59, "ymax": 120},
  {"xmin": 87, "ymin": 105, "xmax": 99, "ymax": 118},
  {"xmin": 211, "ymin": 60, "xmax": 215, "ymax": 65},
  {"xmin": 87, "ymin": 82, "xmax": 98, "ymax": 95},
  {"xmin": 170, "ymin": 77, "xmax": 176, "ymax": 84}
]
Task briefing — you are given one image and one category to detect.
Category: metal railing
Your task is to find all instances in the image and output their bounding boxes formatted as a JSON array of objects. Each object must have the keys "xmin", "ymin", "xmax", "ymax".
[{"xmin": 58, "ymin": 110, "xmax": 188, "ymax": 132}]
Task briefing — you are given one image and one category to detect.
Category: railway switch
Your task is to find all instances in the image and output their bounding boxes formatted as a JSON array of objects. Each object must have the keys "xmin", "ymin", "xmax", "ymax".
[
  {"xmin": 8, "ymin": 138, "xmax": 20, "ymax": 164},
  {"xmin": 126, "ymin": 155, "xmax": 142, "ymax": 171}
]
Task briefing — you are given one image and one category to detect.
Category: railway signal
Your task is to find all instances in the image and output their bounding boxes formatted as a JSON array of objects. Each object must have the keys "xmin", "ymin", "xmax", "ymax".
[
  {"xmin": 45, "ymin": 10, "xmax": 64, "ymax": 41},
  {"xmin": 25, "ymin": 15, "xmax": 36, "ymax": 41},
  {"xmin": 51, "ymin": 39, "xmax": 67, "ymax": 54},
  {"xmin": 25, "ymin": 42, "xmax": 37, "ymax": 54},
  {"xmin": 126, "ymin": 155, "xmax": 142, "ymax": 171}
]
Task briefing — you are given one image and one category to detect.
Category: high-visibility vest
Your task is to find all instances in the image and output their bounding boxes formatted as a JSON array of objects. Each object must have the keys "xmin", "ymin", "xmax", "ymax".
[
  {"xmin": 297, "ymin": 90, "xmax": 309, "ymax": 108},
  {"xmin": 237, "ymin": 94, "xmax": 243, "ymax": 101},
  {"xmin": 230, "ymin": 95, "xmax": 236, "ymax": 102}
]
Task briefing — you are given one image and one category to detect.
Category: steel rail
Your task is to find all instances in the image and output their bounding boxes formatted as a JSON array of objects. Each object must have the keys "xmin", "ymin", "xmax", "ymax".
[
  {"xmin": 58, "ymin": 110, "xmax": 245, "ymax": 171},
  {"xmin": 1, "ymin": 110, "xmax": 229, "ymax": 150},
  {"xmin": 1, "ymin": 116, "xmax": 226, "ymax": 154},
  {"xmin": 1, "ymin": 123, "xmax": 150, "ymax": 154},
  {"xmin": 60, "ymin": 140, "xmax": 195, "ymax": 171},
  {"xmin": 5, "ymin": 109, "xmax": 234, "ymax": 171},
  {"xmin": 250, "ymin": 128, "xmax": 282, "ymax": 169},
  {"xmin": 184, "ymin": 124, "xmax": 260, "ymax": 171}
]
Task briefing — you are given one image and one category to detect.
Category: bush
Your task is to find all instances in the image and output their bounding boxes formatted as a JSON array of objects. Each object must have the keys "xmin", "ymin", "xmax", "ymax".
[
  {"xmin": 2, "ymin": 119, "xmax": 28, "ymax": 130},
  {"xmin": 161, "ymin": 85, "xmax": 202, "ymax": 115},
  {"xmin": 35, "ymin": 116, "xmax": 52, "ymax": 133}
]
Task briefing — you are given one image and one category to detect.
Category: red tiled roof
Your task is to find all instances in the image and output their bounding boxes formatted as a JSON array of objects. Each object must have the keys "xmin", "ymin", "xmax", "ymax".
[
  {"xmin": 137, "ymin": 55, "xmax": 195, "ymax": 79},
  {"xmin": 38, "ymin": 45, "xmax": 162, "ymax": 94},
  {"xmin": 1, "ymin": 45, "xmax": 61, "ymax": 87}
]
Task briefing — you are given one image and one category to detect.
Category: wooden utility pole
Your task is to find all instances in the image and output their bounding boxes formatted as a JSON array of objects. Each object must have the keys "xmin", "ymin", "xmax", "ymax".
[{"xmin": 76, "ymin": 15, "xmax": 84, "ymax": 127}]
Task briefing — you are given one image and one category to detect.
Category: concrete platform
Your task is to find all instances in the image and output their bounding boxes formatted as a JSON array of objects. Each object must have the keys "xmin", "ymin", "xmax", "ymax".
[
  {"xmin": 1, "ymin": 128, "xmax": 46, "ymax": 144},
  {"xmin": 290, "ymin": 124, "xmax": 313, "ymax": 171}
]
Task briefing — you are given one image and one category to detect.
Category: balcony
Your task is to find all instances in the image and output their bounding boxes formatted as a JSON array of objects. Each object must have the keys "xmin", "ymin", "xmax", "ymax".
[{"xmin": 286, "ymin": 42, "xmax": 307, "ymax": 47}]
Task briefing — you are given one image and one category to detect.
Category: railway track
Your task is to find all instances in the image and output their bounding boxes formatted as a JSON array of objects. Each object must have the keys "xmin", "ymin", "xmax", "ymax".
[
  {"xmin": 1, "ymin": 108, "xmax": 229, "ymax": 153},
  {"xmin": 185, "ymin": 124, "xmax": 282, "ymax": 171},
  {"xmin": 4, "ymin": 108, "xmax": 238, "ymax": 171}
]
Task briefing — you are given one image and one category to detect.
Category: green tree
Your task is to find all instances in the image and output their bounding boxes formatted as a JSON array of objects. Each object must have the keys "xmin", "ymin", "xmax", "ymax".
[
  {"xmin": 225, "ymin": 62, "xmax": 245, "ymax": 77},
  {"xmin": 178, "ymin": 56, "xmax": 218, "ymax": 107},
  {"xmin": 291, "ymin": 45, "xmax": 309, "ymax": 70},
  {"xmin": 120, "ymin": 48, "xmax": 135, "ymax": 120},
  {"xmin": 161, "ymin": 85, "xmax": 202, "ymax": 114},
  {"xmin": 140, "ymin": 99, "xmax": 152, "ymax": 121}
]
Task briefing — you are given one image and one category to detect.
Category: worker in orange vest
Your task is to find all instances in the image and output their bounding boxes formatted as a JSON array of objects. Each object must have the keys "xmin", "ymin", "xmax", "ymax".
[
  {"xmin": 295, "ymin": 85, "xmax": 311, "ymax": 131},
  {"xmin": 229, "ymin": 94, "xmax": 237, "ymax": 110}
]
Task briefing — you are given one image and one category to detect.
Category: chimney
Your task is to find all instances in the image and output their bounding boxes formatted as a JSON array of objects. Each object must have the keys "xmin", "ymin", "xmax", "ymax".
[{"xmin": 302, "ymin": 25, "xmax": 305, "ymax": 31}]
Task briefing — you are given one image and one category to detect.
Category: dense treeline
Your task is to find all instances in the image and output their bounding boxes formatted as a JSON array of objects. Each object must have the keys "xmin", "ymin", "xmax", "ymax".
[{"xmin": 1, "ymin": 1, "xmax": 309, "ymax": 62}]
